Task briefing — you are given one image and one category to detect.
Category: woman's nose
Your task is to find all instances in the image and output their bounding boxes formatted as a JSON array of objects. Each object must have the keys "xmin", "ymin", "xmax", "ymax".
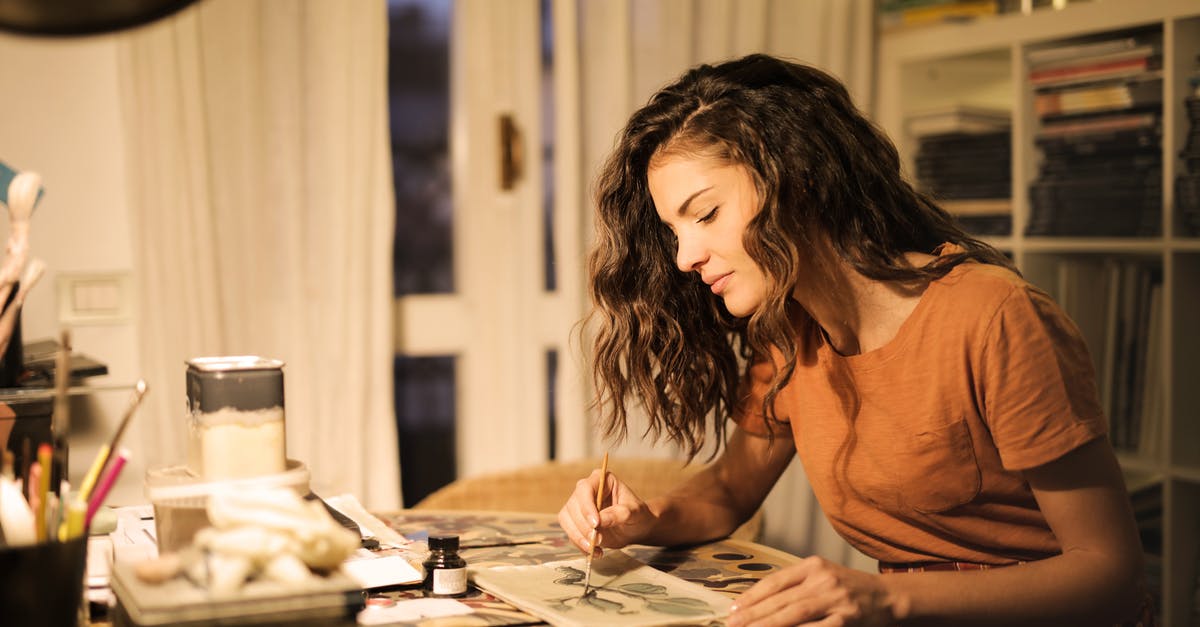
[{"xmin": 675, "ymin": 231, "xmax": 707, "ymax": 273}]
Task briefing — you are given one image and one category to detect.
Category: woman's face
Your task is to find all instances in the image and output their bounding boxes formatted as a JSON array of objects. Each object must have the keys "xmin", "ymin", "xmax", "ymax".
[{"xmin": 648, "ymin": 153, "xmax": 768, "ymax": 318}]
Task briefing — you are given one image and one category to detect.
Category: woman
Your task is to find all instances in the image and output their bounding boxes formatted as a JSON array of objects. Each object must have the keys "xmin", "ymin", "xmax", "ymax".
[{"xmin": 558, "ymin": 54, "xmax": 1150, "ymax": 626}]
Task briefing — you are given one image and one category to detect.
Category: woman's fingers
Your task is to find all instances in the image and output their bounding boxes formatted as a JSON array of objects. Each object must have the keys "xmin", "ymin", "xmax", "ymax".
[
  {"xmin": 728, "ymin": 557, "xmax": 896, "ymax": 627},
  {"xmin": 727, "ymin": 558, "xmax": 831, "ymax": 626},
  {"xmin": 559, "ymin": 470, "xmax": 616, "ymax": 554}
]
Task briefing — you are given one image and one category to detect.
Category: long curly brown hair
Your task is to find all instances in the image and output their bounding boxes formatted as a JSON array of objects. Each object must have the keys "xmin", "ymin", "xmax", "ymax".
[{"xmin": 587, "ymin": 54, "xmax": 1013, "ymax": 459}]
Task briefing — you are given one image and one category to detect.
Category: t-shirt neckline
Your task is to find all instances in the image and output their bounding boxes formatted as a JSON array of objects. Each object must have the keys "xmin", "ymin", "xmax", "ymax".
[{"xmin": 816, "ymin": 250, "xmax": 969, "ymax": 371}]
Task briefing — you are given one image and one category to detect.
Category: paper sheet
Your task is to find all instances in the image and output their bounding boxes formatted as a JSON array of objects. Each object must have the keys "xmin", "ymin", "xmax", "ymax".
[
  {"xmin": 324, "ymin": 493, "xmax": 410, "ymax": 548},
  {"xmin": 342, "ymin": 551, "xmax": 424, "ymax": 588},
  {"xmin": 357, "ymin": 598, "xmax": 473, "ymax": 625}
]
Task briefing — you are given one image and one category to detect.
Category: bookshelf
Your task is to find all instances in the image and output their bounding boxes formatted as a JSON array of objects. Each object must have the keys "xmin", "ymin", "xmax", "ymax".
[{"xmin": 876, "ymin": 1, "xmax": 1200, "ymax": 625}]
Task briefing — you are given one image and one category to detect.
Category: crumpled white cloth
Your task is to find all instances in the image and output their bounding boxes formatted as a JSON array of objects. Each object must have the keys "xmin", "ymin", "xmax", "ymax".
[{"xmin": 136, "ymin": 487, "xmax": 359, "ymax": 596}]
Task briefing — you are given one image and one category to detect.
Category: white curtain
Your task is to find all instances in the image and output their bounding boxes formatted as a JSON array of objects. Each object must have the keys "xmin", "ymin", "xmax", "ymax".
[
  {"xmin": 116, "ymin": 0, "xmax": 400, "ymax": 509},
  {"xmin": 565, "ymin": 0, "xmax": 876, "ymax": 569}
]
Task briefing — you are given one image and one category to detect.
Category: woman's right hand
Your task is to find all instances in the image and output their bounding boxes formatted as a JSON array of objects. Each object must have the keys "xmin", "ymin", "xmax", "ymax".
[{"xmin": 557, "ymin": 468, "xmax": 658, "ymax": 556}]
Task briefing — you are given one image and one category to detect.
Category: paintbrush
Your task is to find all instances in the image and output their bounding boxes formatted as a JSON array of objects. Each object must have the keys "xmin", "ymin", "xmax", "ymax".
[
  {"xmin": 51, "ymin": 329, "xmax": 71, "ymax": 501},
  {"xmin": 460, "ymin": 539, "xmax": 542, "ymax": 549},
  {"xmin": 580, "ymin": 451, "xmax": 609, "ymax": 597}
]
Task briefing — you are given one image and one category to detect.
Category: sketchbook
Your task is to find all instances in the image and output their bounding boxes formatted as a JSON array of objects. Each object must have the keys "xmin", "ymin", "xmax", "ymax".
[{"xmin": 472, "ymin": 550, "xmax": 732, "ymax": 627}]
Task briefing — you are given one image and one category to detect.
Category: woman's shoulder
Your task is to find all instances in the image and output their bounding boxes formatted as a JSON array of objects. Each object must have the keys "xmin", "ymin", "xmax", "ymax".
[
  {"xmin": 929, "ymin": 244, "xmax": 1030, "ymax": 301},
  {"xmin": 930, "ymin": 262, "xmax": 1074, "ymax": 345},
  {"xmin": 924, "ymin": 261, "xmax": 1061, "ymax": 336},
  {"xmin": 937, "ymin": 261, "xmax": 1028, "ymax": 302}
]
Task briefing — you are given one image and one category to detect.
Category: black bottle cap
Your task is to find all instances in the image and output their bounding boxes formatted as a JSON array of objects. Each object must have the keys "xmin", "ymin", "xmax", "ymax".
[{"xmin": 429, "ymin": 535, "xmax": 459, "ymax": 552}]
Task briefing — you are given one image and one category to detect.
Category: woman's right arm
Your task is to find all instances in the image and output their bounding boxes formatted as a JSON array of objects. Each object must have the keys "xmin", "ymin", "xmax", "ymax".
[{"xmin": 558, "ymin": 427, "xmax": 796, "ymax": 554}]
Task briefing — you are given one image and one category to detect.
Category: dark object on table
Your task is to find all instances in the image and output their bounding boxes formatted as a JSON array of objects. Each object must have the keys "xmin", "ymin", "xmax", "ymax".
[
  {"xmin": 0, "ymin": 535, "xmax": 87, "ymax": 627},
  {"xmin": 0, "ymin": 391, "xmax": 55, "ymax": 486},
  {"xmin": 423, "ymin": 535, "xmax": 468, "ymax": 597},
  {"xmin": 20, "ymin": 337, "xmax": 109, "ymax": 386},
  {"xmin": 0, "ymin": 0, "xmax": 199, "ymax": 37}
]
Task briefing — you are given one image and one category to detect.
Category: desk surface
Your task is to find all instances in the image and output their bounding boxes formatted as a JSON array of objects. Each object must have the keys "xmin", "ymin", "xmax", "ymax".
[
  {"xmin": 98, "ymin": 509, "xmax": 801, "ymax": 626},
  {"xmin": 372, "ymin": 510, "xmax": 802, "ymax": 626}
]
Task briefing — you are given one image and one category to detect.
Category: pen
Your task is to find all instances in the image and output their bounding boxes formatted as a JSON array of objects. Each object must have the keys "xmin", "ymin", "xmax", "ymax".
[{"xmin": 581, "ymin": 451, "xmax": 609, "ymax": 597}]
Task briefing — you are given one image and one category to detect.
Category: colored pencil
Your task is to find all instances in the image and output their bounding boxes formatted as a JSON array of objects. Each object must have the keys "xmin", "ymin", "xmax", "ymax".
[
  {"xmin": 79, "ymin": 379, "xmax": 147, "ymax": 502},
  {"xmin": 86, "ymin": 447, "xmax": 129, "ymax": 526},
  {"xmin": 34, "ymin": 443, "xmax": 50, "ymax": 542}
]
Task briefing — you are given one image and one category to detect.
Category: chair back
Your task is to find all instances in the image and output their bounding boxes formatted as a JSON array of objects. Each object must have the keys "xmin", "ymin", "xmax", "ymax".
[{"xmin": 412, "ymin": 457, "xmax": 764, "ymax": 542}]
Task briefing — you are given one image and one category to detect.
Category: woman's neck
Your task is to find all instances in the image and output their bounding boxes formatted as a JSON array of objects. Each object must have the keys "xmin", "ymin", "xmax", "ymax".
[{"xmin": 796, "ymin": 252, "xmax": 933, "ymax": 356}]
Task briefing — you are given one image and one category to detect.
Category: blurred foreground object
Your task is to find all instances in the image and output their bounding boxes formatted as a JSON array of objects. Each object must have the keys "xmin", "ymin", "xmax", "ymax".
[
  {"xmin": 0, "ymin": 0, "xmax": 198, "ymax": 37},
  {"xmin": 133, "ymin": 487, "xmax": 359, "ymax": 595}
]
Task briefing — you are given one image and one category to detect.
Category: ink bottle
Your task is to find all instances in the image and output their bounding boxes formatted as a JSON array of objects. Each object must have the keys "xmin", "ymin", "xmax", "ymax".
[{"xmin": 423, "ymin": 535, "xmax": 468, "ymax": 597}]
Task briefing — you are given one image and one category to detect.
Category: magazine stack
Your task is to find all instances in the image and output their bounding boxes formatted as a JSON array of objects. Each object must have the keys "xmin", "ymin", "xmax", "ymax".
[
  {"xmin": 1025, "ymin": 31, "xmax": 1163, "ymax": 237},
  {"xmin": 906, "ymin": 105, "xmax": 1012, "ymax": 236}
]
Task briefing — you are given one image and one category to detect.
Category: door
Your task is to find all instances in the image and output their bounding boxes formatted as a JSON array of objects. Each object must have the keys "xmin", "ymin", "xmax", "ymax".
[{"xmin": 390, "ymin": 0, "xmax": 590, "ymax": 505}]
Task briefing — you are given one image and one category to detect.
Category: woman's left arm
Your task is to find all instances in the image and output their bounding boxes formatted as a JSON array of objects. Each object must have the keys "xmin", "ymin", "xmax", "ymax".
[{"xmin": 727, "ymin": 437, "xmax": 1145, "ymax": 626}]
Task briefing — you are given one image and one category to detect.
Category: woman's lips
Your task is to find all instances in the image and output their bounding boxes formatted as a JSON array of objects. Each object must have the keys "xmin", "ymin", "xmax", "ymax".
[{"xmin": 711, "ymin": 273, "xmax": 731, "ymax": 295}]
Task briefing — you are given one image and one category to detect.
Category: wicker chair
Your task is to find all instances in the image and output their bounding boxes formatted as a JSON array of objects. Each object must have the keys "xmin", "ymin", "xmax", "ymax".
[{"xmin": 412, "ymin": 457, "xmax": 763, "ymax": 542}]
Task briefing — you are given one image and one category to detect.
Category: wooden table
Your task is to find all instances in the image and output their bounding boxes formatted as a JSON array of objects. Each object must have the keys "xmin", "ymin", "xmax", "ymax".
[
  {"xmin": 370, "ymin": 509, "xmax": 803, "ymax": 626},
  {"xmin": 97, "ymin": 509, "xmax": 802, "ymax": 626}
]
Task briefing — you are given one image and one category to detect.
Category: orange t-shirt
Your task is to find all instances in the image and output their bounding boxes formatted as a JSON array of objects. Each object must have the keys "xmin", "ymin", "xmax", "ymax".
[{"xmin": 735, "ymin": 257, "xmax": 1107, "ymax": 564}]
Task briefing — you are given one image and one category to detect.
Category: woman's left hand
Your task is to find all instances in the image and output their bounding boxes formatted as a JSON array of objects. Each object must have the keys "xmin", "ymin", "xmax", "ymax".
[{"xmin": 726, "ymin": 556, "xmax": 903, "ymax": 627}]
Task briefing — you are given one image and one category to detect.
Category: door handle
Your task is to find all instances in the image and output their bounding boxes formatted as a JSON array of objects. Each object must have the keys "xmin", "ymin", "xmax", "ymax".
[{"xmin": 499, "ymin": 113, "xmax": 523, "ymax": 191}]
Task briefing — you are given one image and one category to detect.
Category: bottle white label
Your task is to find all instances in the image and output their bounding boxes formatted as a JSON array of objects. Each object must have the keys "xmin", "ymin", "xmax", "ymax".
[{"xmin": 432, "ymin": 567, "xmax": 467, "ymax": 594}]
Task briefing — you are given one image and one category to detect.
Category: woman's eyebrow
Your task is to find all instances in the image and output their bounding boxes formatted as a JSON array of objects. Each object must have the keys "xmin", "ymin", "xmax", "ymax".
[{"xmin": 675, "ymin": 186, "xmax": 713, "ymax": 217}]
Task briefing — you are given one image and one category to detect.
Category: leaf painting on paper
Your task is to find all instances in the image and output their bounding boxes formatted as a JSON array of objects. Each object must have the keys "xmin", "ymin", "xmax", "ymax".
[{"xmin": 473, "ymin": 551, "xmax": 733, "ymax": 627}]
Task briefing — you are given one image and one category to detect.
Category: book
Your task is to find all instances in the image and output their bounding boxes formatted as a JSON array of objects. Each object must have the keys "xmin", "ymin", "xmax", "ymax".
[
  {"xmin": 1127, "ymin": 269, "xmax": 1160, "ymax": 452},
  {"xmin": 939, "ymin": 198, "xmax": 1011, "ymax": 216},
  {"xmin": 1098, "ymin": 261, "xmax": 1122, "ymax": 422},
  {"xmin": 1034, "ymin": 77, "xmax": 1162, "ymax": 117},
  {"xmin": 905, "ymin": 105, "xmax": 1010, "ymax": 138},
  {"xmin": 1026, "ymin": 36, "xmax": 1143, "ymax": 67},
  {"xmin": 1029, "ymin": 43, "xmax": 1159, "ymax": 73},
  {"xmin": 1136, "ymin": 284, "xmax": 1163, "ymax": 459},
  {"xmin": 1055, "ymin": 259, "xmax": 1112, "ymax": 388},
  {"xmin": 879, "ymin": 0, "xmax": 998, "ymax": 32},
  {"xmin": 1038, "ymin": 111, "xmax": 1158, "ymax": 139},
  {"xmin": 1036, "ymin": 129, "xmax": 1161, "ymax": 157},
  {"xmin": 1030, "ymin": 55, "xmax": 1161, "ymax": 89}
]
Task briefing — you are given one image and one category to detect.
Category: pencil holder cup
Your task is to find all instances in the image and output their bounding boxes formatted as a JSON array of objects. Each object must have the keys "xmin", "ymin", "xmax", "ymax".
[{"xmin": 0, "ymin": 535, "xmax": 88, "ymax": 627}]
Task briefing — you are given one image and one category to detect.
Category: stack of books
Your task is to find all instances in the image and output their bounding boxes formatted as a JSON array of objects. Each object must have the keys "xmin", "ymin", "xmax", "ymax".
[
  {"xmin": 877, "ymin": 0, "xmax": 998, "ymax": 33},
  {"xmin": 906, "ymin": 105, "xmax": 1012, "ymax": 235},
  {"xmin": 1025, "ymin": 33, "xmax": 1163, "ymax": 237},
  {"xmin": 1176, "ymin": 55, "xmax": 1200, "ymax": 237}
]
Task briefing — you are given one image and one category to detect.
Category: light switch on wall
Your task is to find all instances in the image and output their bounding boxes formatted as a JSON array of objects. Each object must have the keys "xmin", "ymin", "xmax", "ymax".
[{"xmin": 56, "ymin": 272, "xmax": 134, "ymax": 324}]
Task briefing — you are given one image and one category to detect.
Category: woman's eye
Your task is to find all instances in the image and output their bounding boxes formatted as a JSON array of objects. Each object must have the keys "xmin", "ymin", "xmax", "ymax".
[{"xmin": 697, "ymin": 207, "xmax": 719, "ymax": 224}]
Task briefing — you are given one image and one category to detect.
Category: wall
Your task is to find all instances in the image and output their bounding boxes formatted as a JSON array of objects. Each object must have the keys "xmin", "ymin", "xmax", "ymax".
[{"xmin": 0, "ymin": 31, "xmax": 145, "ymax": 506}]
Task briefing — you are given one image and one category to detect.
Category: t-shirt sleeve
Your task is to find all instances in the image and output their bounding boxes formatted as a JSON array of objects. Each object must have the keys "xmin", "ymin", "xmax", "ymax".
[
  {"xmin": 732, "ymin": 352, "xmax": 791, "ymax": 438},
  {"xmin": 977, "ymin": 284, "xmax": 1107, "ymax": 470}
]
